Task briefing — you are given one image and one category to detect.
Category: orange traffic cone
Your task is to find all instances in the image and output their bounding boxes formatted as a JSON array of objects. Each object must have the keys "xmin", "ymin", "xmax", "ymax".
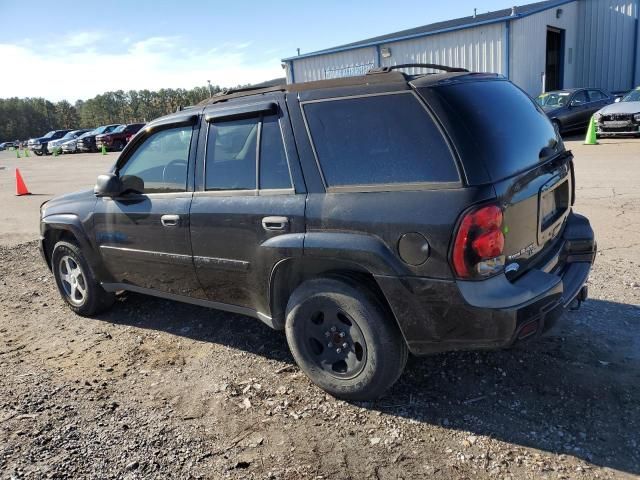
[{"xmin": 15, "ymin": 168, "xmax": 31, "ymax": 196}]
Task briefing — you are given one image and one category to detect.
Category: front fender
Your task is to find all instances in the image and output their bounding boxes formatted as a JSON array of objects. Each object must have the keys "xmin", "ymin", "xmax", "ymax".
[{"xmin": 41, "ymin": 214, "xmax": 111, "ymax": 281}]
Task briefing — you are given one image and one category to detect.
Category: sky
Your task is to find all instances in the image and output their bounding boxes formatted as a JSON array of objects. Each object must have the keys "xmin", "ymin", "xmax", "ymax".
[{"xmin": 0, "ymin": 0, "xmax": 518, "ymax": 102}]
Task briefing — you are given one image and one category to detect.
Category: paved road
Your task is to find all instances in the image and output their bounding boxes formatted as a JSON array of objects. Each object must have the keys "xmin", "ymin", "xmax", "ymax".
[{"xmin": 0, "ymin": 151, "xmax": 115, "ymax": 245}]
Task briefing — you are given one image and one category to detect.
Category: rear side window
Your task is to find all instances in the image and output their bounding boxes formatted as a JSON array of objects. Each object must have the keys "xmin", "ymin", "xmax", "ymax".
[
  {"xmin": 303, "ymin": 93, "xmax": 458, "ymax": 187},
  {"xmin": 420, "ymin": 80, "xmax": 559, "ymax": 181}
]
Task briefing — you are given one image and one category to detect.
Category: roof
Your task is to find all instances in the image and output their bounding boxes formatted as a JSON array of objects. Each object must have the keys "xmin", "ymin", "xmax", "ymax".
[
  {"xmin": 192, "ymin": 70, "xmax": 506, "ymax": 107},
  {"xmin": 283, "ymin": 0, "xmax": 576, "ymax": 62}
]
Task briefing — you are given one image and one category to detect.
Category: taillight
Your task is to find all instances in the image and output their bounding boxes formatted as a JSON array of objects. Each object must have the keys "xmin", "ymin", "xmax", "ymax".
[{"xmin": 452, "ymin": 204, "xmax": 505, "ymax": 279}]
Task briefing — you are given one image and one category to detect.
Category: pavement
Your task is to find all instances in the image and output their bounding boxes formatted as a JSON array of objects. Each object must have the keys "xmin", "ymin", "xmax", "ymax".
[{"xmin": 0, "ymin": 150, "xmax": 116, "ymax": 246}]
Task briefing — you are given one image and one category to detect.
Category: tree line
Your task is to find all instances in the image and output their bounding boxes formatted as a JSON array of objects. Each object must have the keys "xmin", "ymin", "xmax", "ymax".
[{"xmin": 0, "ymin": 84, "xmax": 223, "ymax": 141}]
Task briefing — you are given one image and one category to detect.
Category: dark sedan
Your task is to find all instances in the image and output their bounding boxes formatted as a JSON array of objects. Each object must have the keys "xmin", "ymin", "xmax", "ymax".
[{"xmin": 536, "ymin": 88, "xmax": 614, "ymax": 134}]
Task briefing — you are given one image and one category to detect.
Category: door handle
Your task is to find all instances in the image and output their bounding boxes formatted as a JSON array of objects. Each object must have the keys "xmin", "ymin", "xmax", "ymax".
[
  {"xmin": 161, "ymin": 214, "xmax": 180, "ymax": 227},
  {"xmin": 262, "ymin": 216, "xmax": 289, "ymax": 231}
]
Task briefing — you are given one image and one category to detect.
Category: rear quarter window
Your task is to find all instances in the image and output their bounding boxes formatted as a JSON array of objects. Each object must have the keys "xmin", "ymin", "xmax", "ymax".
[
  {"xmin": 419, "ymin": 80, "xmax": 559, "ymax": 181},
  {"xmin": 302, "ymin": 92, "xmax": 459, "ymax": 188}
]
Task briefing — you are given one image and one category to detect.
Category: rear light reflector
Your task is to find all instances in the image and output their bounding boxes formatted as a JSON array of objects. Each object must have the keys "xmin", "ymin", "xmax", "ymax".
[{"xmin": 452, "ymin": 204, "xmax": 505, "ymax": 279}]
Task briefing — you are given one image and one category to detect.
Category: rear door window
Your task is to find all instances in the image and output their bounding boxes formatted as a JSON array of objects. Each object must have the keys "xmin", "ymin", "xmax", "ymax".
[
  {"xmin": 205, "ymin": 114, "xmax": 292, "ymax": 191},
  {"xmin": 259, "ymin": 115, "xmax": 292, "ymax": 190},
  {"xmin": 206, "ymin": 117, "xmax": 258, "ymax": 191},
  {"xmin": 303, "ymin": 93, "xmax": 458, "ymax": 188}
]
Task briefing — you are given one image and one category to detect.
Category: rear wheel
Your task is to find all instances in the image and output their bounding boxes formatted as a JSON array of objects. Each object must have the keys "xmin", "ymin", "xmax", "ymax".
[
  {"xmin": 51, "ymin": 240, "xmax": 115, "ymax": 316},
  {"xmin": 285, "ymin": 277, "xmax": 408, "ymax": 400},
  {"xmin": 115, "ymin": 140, "xmax": 125, "ymax": 151}
]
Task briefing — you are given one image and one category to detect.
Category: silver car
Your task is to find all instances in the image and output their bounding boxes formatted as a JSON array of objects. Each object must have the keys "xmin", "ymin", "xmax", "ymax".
[
  {"xmin": 47, "ymin": 129, "xmax": 92, "ymax": 154},
  {"xmin": 596, "ymin": 88, "xmax": 640, "ymax": 137}
]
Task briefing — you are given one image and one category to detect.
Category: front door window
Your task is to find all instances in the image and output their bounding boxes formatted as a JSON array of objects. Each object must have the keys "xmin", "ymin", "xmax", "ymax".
[{"xmin": 118, "ymin": 126, "xmax": 192, "ymax": 194}]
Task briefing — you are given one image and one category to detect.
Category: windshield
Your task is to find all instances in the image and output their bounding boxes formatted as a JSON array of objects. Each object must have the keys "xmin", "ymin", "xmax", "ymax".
[
  {"xmin": 105, "ymin": 125, "xmax": 119, "ymax": 133},
  {"xmin": 92, "ymin": 126, "xmax": 108, "ymax": 135},
  {"xmin": 113, "ymin": 125, "xmax": 127, "ymax": 133},
  {"xmin": 622, "ymin": 89, "xmax": 640, "ymax": 102},
  {"xmin": 61, "ymin": 132, "xmax": 77, "ymax": 140},
  {"xmin": 536, "ymin": 92, "xmax": 570, "ymax": 107},
  {"xmin": 42, "ymin": 130, "xmax": 56, "ymax": 138}
]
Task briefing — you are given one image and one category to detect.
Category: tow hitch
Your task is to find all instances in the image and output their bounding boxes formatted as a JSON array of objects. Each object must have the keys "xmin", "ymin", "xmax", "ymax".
[{"xmin": 569, "ymin": 285, "xmax": 588, "ymax": 310}]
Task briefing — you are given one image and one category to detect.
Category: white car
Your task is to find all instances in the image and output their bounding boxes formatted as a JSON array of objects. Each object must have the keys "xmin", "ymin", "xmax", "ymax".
[
  {"xmin": 47, "ymin": 129, "xmax": 92, "ymax": 154},
  {"xmin": 61, "ymin": 138, "xmax": 80, "ymax": 153},
  {"xmin": 596, "ymin": 87, "xmax": 640, "ymax": 137}
]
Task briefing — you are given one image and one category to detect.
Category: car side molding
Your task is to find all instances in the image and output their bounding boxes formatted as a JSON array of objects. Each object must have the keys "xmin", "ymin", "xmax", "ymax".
[{"xmin": 101, "ymin": 283, "xmax": 277, "ymax": 329}]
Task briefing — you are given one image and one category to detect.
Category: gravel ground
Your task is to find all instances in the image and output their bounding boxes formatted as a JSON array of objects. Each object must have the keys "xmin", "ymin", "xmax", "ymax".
[{"xmin": 1, "ymin": 139, "xmax": 639, "ymax": 479}]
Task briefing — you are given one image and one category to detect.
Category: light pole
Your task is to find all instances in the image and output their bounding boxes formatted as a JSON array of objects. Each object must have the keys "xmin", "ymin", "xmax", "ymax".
[{"xmin": 207, "ymin": 80, "xmax": 213, "ymax": 97}]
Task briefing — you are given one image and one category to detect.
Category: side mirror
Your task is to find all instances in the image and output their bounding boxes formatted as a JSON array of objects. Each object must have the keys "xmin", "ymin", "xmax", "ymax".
[
  {"xmin": 121, "ymin": 175, "xmax": 144, "ymax": 195},
  {"xmin": 94, "ymin": 173, "xmax": 123, "ymax": 197}
]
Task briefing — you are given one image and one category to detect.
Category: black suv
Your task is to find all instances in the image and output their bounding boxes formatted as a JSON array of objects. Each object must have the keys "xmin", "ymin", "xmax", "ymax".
[{"xmin": 39, "ymin": 66, "xmax": 596, "ymax": 400}]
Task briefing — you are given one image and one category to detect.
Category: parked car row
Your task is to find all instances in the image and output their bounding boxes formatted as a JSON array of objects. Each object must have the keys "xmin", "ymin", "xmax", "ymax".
[
  {"xmin": 24, "ymin": 123, "xmax": 146, "ymax": 156},
  {"xmin": 536, "ymin": 86, "xmax": 640, "ymax": 137}
]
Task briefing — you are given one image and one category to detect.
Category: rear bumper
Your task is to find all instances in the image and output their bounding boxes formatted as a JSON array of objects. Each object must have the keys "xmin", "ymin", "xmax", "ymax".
[{"xmin": 376, "ymin": 212, "xmax": 596, "ymax": 355}]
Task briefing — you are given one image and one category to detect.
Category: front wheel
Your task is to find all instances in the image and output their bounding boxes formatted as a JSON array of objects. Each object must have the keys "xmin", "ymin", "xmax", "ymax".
[
  {"xmin": 51, "ymin": 240, "xmax": 115, "ymax": 316},
  {"xmin": 285, "ymin": 277, "xmax": 408, "ymax": 400}
]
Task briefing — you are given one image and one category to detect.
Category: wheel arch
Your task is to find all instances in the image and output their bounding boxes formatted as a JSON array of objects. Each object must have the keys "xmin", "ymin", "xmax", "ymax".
[
  {"xmin": 41, "ymin": 215, "xmax": 109, "ymax": 281},
  {"xmin": 268, "ymin": 256, "xmax": 402, "ymax": 337}
]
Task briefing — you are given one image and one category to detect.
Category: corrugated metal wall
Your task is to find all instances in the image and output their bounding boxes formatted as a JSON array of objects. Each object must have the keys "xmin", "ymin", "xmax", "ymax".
[
  {"xmin": 287, "ymin": 47, "xmax": 377, "ymax": 83},
  {"xmin": 286, "ymin": 0, "xmax": 639, "ymax": 91},
  {"xmin": 576, "ymin": 0, "xmax": 638, "ymax": 91},
  {"xmin": 287, "ymin": 25, "xmax": 504, "ymax": 83},
  {"xmin": 510, "ymin": 1, "xmax": 579, "ymax": 97},
  {"xmin": 379, "ymin": 23, "xmax": 505, "ymax": 75}
]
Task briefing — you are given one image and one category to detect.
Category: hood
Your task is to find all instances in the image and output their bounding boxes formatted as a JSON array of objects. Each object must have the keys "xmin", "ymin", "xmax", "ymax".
[
  {"xmin": 62, "ymin": 139, "xmax": 77, "ymax": 145},
  {"xmin": 598, "ymin": 101, "xmax": 640, "ymax": 115},
  {"xmin": 29, "ymin": 137, "xmax": 47, "ymax": 144},
  {"xmin": 41, "ymin": 189, "xmax": 95, "ymax": 217}
]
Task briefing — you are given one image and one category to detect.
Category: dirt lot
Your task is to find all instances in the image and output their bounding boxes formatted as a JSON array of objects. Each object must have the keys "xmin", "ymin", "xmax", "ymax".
[{"xmin": 1, "ymin": 139, "xmax": 639, "ymax": 479}]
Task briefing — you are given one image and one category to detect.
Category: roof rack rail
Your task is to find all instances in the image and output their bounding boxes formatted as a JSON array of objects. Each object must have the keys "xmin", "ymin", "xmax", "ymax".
[
  {"xmin": 367, "ymin": 63, "xmax": 469, "ymax": 75},
  {"xmin": 217, "ymin": 77, "xmax": 288, "ymax": 97}
]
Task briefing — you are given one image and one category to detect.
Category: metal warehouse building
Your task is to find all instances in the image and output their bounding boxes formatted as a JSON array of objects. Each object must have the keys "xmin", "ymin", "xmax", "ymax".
[{"xmin": 282, "ymin": 0, "xmax": 640, "ymax": 96}]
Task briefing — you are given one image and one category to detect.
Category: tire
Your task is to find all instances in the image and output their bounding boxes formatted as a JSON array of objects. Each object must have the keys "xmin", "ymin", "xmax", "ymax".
[
  {"xmin": 51, "ymin": 240, "xmax": 115, "ymax": 316},
  {"xmin": 115, "ymin": 140, "xmax": 125, "ymax": 151},
  {"xmin": 33, "ymin": 150, "xmax": 42, "ymax": 156},
  {"xmin": 285, "ymin": 277, "xmax": 408, "ymax": 401}
]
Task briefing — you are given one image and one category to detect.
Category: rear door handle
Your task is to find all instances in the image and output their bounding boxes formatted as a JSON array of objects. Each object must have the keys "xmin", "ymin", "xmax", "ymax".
[
  {"xmin": 262, "ymin": 216, "xmax": 289, "ymax": 231},
  {"xmin": 161, "ymin": 214, "xmax": 180, "ymax": 227}
]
